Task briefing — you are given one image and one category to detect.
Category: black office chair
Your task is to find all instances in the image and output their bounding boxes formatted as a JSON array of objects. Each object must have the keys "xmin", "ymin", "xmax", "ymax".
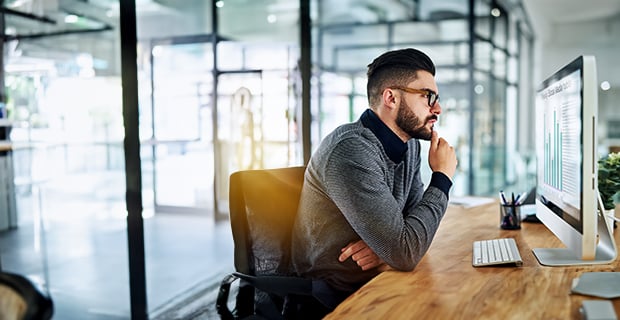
[
  {"xmin": 216, "ymin": 166, "xmax": 335, "ymax": 320},
  {"xmin": 0, "ymin": 271, "xmax": 54, "ymax": 320}
]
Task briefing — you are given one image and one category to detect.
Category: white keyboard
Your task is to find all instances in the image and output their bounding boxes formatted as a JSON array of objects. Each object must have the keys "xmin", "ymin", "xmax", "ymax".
[{"xmin": 473, "ymin": 238, "xmax": 523, "ymax": 267}]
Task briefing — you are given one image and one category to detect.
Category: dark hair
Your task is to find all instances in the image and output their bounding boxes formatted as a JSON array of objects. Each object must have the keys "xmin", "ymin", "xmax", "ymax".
[{"xmin": 366, "ymin": 48, "xmax": 436, "ymax": 107}]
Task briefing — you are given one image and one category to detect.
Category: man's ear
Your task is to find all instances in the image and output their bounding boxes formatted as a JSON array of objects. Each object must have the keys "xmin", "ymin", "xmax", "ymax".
[{"xmin": 382, "ymin": 88, "xmax": 398, "ymax": 110}]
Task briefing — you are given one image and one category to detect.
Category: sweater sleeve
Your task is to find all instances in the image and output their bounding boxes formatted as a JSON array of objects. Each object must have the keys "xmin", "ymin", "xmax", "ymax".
[{"xmin": 322, "ymin": 136, "xmax": 450, "ymax": 271}]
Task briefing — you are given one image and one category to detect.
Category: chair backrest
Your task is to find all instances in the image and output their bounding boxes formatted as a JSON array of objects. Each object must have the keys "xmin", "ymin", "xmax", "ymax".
[
  {"xmin": 229, "ymin": 166, "xmax": 306, "ymax": 276},
  {"xmin": 0, "ymin": 272, "xmax": 54, "ymax": 320}
]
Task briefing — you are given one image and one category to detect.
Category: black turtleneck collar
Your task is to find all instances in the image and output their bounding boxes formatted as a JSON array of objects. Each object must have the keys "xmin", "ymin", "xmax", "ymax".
[{"xmin": 360, "ymin": 109, "xmax": 408, "ymax": 163}]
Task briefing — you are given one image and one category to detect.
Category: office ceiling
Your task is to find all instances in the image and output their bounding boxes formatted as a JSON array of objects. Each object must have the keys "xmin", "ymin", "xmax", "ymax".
[
  {"xmin": 4, "ymin": 0, "xmax": 617, "ymax": 44},
  {"xmin": 524, "ymin": 0, "xmax": 620, "ymax": 24},
  {"xmin": 3, "ymin": 0, "xmax": 619, "ymax": 79},
  {"xmin": 523, "ymin": 0, "xmax": 620, "ymax": 42}
]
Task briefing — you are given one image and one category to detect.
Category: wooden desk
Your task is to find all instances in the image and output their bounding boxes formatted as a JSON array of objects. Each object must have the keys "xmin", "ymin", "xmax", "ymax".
[{"xmin": 326, "ymin": 202, "xmax": 620, "ymax": 319}]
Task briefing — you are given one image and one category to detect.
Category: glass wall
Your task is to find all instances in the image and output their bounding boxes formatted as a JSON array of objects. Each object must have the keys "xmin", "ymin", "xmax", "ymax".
[
  {"xmin": 470, "ymin": 0, "xmax": 534, "ymax": 195},
  {"xmin": 1, "ymin": 0, "xmax": 132, "ymax": 317},
  {"xmin": 137, "ymin": 0, "xmax": 306, "ymax": 317},
  {"xmin": 1, "ymin": 0, "xmax": 534, "ymax": 318}
]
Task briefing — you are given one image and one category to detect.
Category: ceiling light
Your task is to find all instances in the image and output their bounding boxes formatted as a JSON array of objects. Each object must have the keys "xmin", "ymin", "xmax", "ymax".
[
  {"xmin": 474, "ymin": 84, "xmax": 484, "ymax": 94},
  {"xmin": 601, "ymin": 81, "xmax": 611, "ymax": 91},
  {"xmin": 267, "ymin": 14, "xmax": 277, "ymax": 23},
  {"xmin": 491, "ymin": 8, "xmax": 501, "ymax": 17},
  {"xmin": 216, "ymin": 1, "xmax": 224, "ymax": 8},
  {"xmin": 64, "ymin": 14, "xmax": 79, "ymax": 23}
]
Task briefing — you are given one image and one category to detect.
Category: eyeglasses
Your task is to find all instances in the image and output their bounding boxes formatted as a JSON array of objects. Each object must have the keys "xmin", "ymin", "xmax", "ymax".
[{"xmin": 390, "ymin": 86, "xmax": 440, "ymax": 108}]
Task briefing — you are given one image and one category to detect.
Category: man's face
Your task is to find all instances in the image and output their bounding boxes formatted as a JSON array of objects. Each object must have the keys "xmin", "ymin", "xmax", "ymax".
[
  {"xmin": 395, "ymin": 97, "xmax": 437, "ymax": 140},
  {"xmin": 394, "ymin": 71, "xmax": 441, "ymax": 141}
]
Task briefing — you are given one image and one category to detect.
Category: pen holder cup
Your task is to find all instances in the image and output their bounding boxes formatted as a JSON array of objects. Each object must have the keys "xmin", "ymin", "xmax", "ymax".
[{"xmin": 500, "ymin": 204, "xmax": 521, "ymax": 230}]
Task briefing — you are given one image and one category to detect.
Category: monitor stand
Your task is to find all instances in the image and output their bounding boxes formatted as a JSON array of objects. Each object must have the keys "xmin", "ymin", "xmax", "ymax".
[{"xmin": 533, "ymin": 194, "xmax": 617, "ymax": 266}]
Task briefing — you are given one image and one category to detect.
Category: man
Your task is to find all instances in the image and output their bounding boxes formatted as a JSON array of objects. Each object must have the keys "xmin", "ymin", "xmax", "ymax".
[{"xmin": 291, "ymin": 48, "xmax": 457, "ymax": 315}]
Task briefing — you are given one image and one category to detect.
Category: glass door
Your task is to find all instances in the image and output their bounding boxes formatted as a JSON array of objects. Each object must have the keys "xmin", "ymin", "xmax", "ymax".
[
  {"xmin": 146, "ymin": 38, "xmax": 298, "ymax": 217},
  {"xmin": 148, "ymin": 41, "xmax": 215, "ymax": 214},
  {"xmin": 215, "ymin": 71, "xmax": 266, "ymax": 214}
]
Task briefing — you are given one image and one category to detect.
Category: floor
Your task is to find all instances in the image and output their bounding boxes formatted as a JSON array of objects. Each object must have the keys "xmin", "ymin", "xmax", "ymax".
[{"xmin": 0, "ymin": 174, "xmax": 235, "ymax": 319}]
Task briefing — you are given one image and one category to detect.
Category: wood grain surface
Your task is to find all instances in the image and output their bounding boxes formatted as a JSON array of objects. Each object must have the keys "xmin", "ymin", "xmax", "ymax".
[{"xmin": 325, "ymin": 201, "xmax": 620, "ymax": 320}]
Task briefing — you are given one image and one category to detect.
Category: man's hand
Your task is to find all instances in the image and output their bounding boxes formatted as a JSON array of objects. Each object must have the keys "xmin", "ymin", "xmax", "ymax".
[
  {"xmin": 428, "ymin": 130, "xmax": 457, "ymax": 179},
  {"xmin": 339, "ymin": 240, "xmax": 393, "ymax": 271}
]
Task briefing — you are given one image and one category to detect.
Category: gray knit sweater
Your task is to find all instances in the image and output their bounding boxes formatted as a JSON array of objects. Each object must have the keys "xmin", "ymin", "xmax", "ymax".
[{"xmin": 291, "ymin": 110, "xmax": 450, "ymax": 294}]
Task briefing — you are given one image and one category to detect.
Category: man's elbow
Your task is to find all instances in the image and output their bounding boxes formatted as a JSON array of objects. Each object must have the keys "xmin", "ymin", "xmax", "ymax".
[{"xmin": 389, "ymin": 260, "xmax": 417, "ymax": 272}]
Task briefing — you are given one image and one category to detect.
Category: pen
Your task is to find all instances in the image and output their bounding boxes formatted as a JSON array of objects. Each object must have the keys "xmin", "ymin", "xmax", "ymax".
[
  {"xmin": 515, "ymin": 191, "xmax": 528, "ymax": 205},
  {"xmin": 499, "ymin": 191, "xmax": 507, "ymax": 205}
]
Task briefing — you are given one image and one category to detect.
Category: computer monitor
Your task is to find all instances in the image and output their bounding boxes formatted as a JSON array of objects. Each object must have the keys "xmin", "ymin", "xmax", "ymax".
[{"xmin": 533, "ymin": 55, "xmax": 617, "ymax": 266}]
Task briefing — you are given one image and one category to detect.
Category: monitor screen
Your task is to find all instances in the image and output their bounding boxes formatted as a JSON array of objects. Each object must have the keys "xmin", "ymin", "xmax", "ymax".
[
  {"xmin": 533, "ymin": 55, "xmax": 616, "ymax": 266},
  {"xmin": 537, "ymin": 59, "xmax": 586, "ymax": 231}
]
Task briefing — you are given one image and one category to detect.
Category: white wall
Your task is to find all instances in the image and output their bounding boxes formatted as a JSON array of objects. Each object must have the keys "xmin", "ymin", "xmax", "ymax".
[
  {"xmin": 537, "ymin": 16, "xmax": 620, "ymax": 86},
  {"xmin": 523, "ymin": 2, "xmax": 620, "ymax": 154}
]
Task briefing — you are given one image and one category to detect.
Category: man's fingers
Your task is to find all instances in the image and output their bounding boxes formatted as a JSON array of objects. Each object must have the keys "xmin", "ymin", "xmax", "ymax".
[
  {"xmin": 339, "ymin": 240, "xmax": 365, "ymax": 261},
  {"xmin": 338, "ymin": 247, "xmax": 353, "ymax": 262},
  {"xmin": 340, "ymin": 240, "xmax": 364, "ymax": 252},
  {"xmin": 351, "ymin": 247, "xmax": 372, "ymax": 261},
  {"xmin": 356, "ymin": 256, "xmax": 380, "ymax": 270},
  {"xmin": 339, "ymin": 240, "xmax": 391, "ymax": 272},
  {"xmin": 430, "ymin": 130, "xmax": 439, "ymax": 149}
]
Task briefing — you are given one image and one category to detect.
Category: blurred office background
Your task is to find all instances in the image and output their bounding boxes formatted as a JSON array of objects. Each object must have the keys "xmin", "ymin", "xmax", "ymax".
[{"xmin": 0, "ymin": 0, "xmax": 618, "ymax": 318}]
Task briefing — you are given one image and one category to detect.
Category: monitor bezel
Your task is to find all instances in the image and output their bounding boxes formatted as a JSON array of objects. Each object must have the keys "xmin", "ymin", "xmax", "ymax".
[{"xmin": 534, "ymin": 55, "xmax": 598, "ymax": 261}]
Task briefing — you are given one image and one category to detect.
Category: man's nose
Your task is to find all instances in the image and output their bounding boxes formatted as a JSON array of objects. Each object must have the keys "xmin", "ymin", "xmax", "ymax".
[{"xmin": 431, "ymin": 101, "xmax": 442, "ymax": 114}]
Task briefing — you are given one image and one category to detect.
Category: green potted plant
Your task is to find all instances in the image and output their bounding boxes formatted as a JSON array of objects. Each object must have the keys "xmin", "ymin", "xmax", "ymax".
[{"xmin": 598, "ymin": 152, "xmax": 620, "ymax": 229}]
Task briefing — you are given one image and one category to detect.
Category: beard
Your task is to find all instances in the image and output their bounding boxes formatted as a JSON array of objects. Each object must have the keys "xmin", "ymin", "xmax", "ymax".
[{"xmin": 395, "ymin": 98, "xmax": 437, "ymax": 140}]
